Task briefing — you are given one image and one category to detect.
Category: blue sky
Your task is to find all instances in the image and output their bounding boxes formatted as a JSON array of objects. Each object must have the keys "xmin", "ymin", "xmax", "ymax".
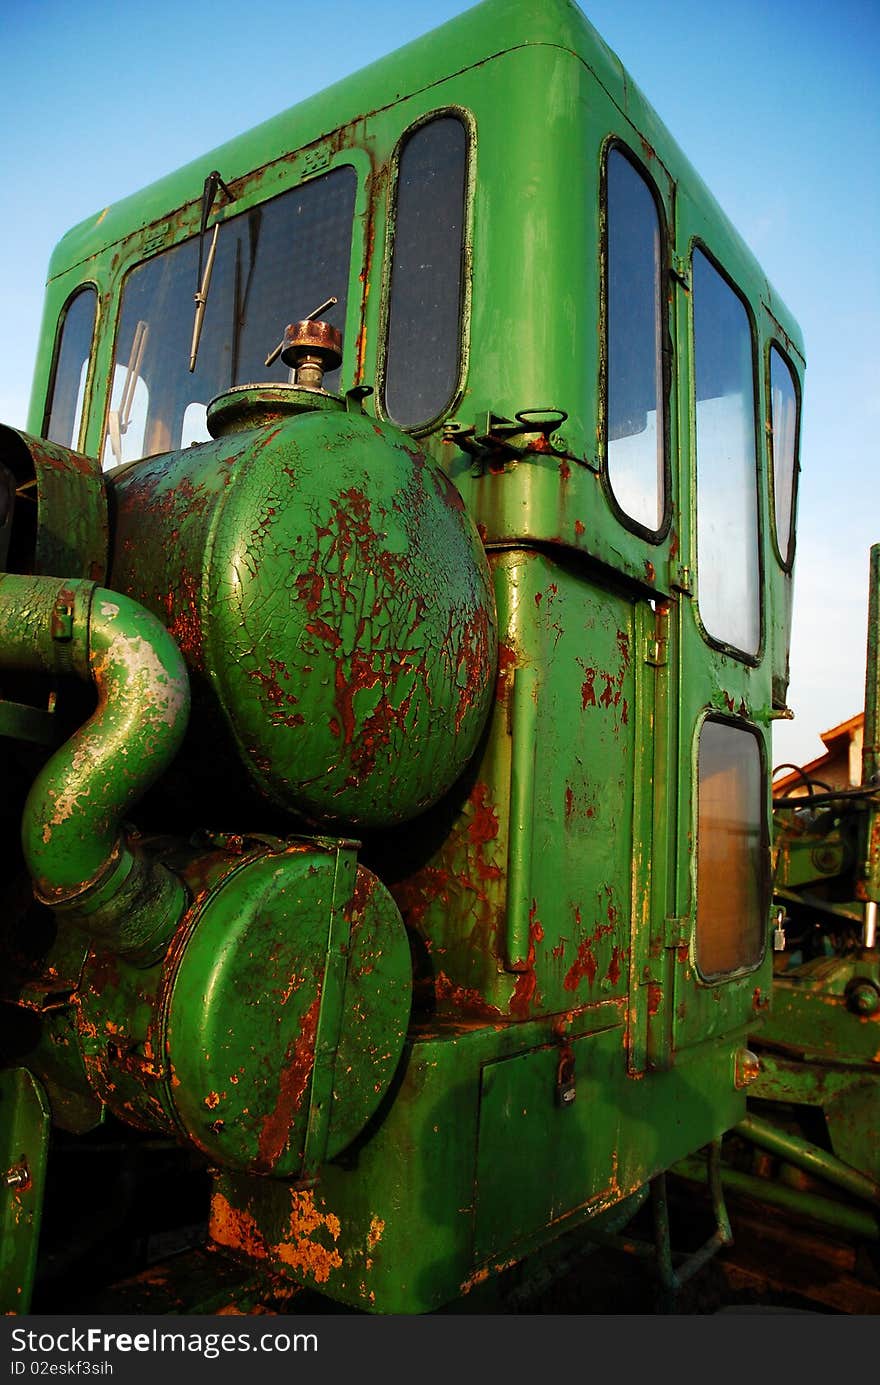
[{"xmin": 2, "ymin": 0, "xmax": 877, "ymax": 771}]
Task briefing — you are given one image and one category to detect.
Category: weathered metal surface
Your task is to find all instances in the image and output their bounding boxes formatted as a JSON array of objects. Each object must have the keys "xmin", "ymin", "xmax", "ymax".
[
  {"xmin": 736, "ymin": 1111, "xmax": 880, "ymax": 1208},
  {"xmin": 1, "ymin": 0, "xmax": 806, "ymax": 1318},
  {"xmin": 0, "ymin": 427, "xmax": 107, "ymax": 583},
  {"xmin": 0, "ymin": 574, "xmax": 190, "ymax": 961},
  {"xmin": 71, "ymin": 837, "xmax": 412, "ymax": 1179},
  {"xmin": 0, "ymin": 1068, "xmax": 50, "ymax": 1313},
  {"xmin": 109, "ymin": 406, "xmax": 497, "ymax": 829},
  {"xmin": 383, "ymin": 548, "xmax": 638, "ymax": 1022},
  {"xmin": 162, "ymin": 842, "xmax": 411, "ymax": 1176},
  {"xmin": 210, "ymin": 1019, "xmax": 748, "ymax": 1313}
]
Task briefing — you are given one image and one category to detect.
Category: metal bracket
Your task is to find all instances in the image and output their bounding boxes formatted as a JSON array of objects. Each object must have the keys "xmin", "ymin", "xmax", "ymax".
[
  {"xmin": 668, "ymin": 562, "xmax": 692, "ymax": 595},
  {"xmin": 670, "ymin": 254, "xmax": 691, "ymax": 289},
  {"xmin": 443, "ymin": 407, "xmax": 569, "ymax": 474},
  {"xmin": 664, "ymin": 916, "xmax": 690, "ymax": 950},
  {"xmin": 555, "ymin": 1045, "xmax": 576, "ymax": 1108}
]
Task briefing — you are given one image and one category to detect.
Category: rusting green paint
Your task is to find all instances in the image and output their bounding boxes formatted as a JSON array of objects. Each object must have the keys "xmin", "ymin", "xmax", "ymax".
[
  {"xmin": 0, "ymin": 1068, "xmax": 50, "ymax": 1314},
  {"xmin": 108, "ymin": 403, "xmax": 497, "ymax": 830},
  {"xmin": 211, "ymin": 1017, "xmax": 748, "ymax": 1313},
  {"xmin": 0, "ymin": 573, "xmax": 190, "ymax": 961},
  {"xmin": 0, "ymin": 426, "xmax": 107, "ymax": 583},
  {"xmin": 1, "ymin": 0, "xmax": 806, "ymax": 1314},
  {"xmin": 737, "ymin": 1111, "xmax": 880, "ymax": 1208},
  {"xmin": 69, "ymin": 837, "xmax": 412, "ymax": 1180}
]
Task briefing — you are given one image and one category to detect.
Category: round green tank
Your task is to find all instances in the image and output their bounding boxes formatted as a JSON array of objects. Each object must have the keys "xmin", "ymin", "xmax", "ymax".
[{"xmin": 110, "ymin": 389, "xmax": 497, "ymax": 827}]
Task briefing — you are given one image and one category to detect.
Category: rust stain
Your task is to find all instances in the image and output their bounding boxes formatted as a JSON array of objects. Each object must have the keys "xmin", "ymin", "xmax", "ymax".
[
  {"xmin": 435, "ymin": 971, "xmax": 504, "ymax": 1020},
  {"xmin": 211, "ymin": 1189, "xmax": 343, "ymax": 1286},
  {"xmin": 564, "ymin": 939, "xmax": 597, "ymax": 991},
  {"xmin": 509, "ymin": 904, "xmax": 543, "ymax": 1018},
  {"xmin": 580, "ymin": 667, "xmax": 597, "ymax": 708},
  {"xmin": 496, "ymin": 642, "xmax": 518, "ymax": 703},
  {"xmin": 275, "ymin": 1190, "xmax": 343, "ymax": 1284},
  {"xmin": 255, "ymin": 991, "xmax": 322, "ymax": 1170},
  {"xmin": 468, "ymin": 781, "xmax": 499, "ymax": 847},
  {"xmin": 606, "ymin": 945, "xmax": 623, "ymax": 986},
  {"xmin": 210, "ymin": 1193, "xmax": 268, "ymax": 1262}
]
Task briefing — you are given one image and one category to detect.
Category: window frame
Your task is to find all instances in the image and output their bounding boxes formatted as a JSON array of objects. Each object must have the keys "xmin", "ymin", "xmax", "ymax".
[
  {"xmin": 42, "ymin": 283, "xmax": 99, "ymax": 453},
  {"xmin": 100, "ymin": 150, "xmax": 367, "ymax": 469},
  {"xmin": 766, "ymin": 340, "xmax": 801, "ymax": 571},
  {"xmin": 378, "ymin": 106, "xmax": 474, "ymax": 435},
  {"xmin": 690, "ymin": 239, "xmax": 764, "ymax": 666},
  {"xmin": 693, "ymin": 711, "xmax": 769, "ymax": 985},
  {"xmin": 600, "ymin": 138, "xmax": 672, "ymax": 544}
]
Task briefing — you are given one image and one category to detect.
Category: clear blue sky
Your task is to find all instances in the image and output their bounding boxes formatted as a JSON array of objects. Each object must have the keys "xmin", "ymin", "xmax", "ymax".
[{"xmin": 2, "ymin": 0, "xmax": 877, "ymax": 770}]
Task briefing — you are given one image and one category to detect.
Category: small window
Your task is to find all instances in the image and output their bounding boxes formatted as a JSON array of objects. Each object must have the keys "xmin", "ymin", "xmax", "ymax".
[
  {"xmin": 769, "ymin": 346, "xmax": 798, "ymax": 565},
  {"xmin": 45, "ymin": 287, "xmax": 97, "ymax": 450},
  {"xmin": 384, "ymin": 116, "xmax": 467, "ymax": 429},
  {"xmin": 605, "ymin": 148, "xmax": 665, "ymax": 533},
  {"xmin": 696, "ymin": 719, "xmax": 766, "ymax": 978},
  {"xmin": 693, "ymin": 250, "xmax": 760, "ymax": 656}
]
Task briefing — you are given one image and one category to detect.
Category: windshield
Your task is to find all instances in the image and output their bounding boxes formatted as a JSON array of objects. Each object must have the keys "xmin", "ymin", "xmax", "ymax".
[{"xmin": 103, "ymin": 165, "xmax": 356, "ymax": 467}]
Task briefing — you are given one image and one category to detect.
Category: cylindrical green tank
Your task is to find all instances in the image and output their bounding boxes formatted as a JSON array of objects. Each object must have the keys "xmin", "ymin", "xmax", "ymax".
[{"xmin": 109, "ymin": 389, "xmax": 497, "ymax": 827}]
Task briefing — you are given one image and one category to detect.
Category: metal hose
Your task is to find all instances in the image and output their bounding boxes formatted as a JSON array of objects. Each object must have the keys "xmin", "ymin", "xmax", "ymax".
[{"xmin": 0, "ymin": 573, "xmax": 191, "ymax": 963}]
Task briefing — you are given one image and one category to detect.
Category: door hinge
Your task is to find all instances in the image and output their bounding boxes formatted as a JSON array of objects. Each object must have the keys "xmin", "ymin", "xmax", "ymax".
[{"xmin": 669, "ymin": 562, "xmax": 692, "ymax": 595}]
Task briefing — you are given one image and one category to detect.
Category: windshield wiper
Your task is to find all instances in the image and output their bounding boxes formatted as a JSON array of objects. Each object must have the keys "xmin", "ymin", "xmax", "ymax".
[
  {"xmin": 189, "ymin": 170, "xmax": 233, "ymax": 373},
  {"xmin": 107, "ymin": 319, "xmax": 149, "ymax": 465}
]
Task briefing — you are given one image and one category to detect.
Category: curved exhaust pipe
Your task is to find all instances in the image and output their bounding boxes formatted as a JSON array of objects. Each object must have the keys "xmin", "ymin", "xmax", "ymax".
[{"xmin": 0, "ymin": 574, "xmax": 190, "ymax": 964}]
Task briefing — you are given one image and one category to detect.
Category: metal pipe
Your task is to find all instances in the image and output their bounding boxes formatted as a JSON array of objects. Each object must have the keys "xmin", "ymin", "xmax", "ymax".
[
  {"xmin": 505, "ymin": 663, "xmax": 538, "ymax": 970},
  {"xmin": 675, "ymin": 1156, "xmax": 880, "ymax": 1241},
  {"xmin": 0, "ymin": 574, "xmax": 190, "ymax": 963},
  {"xmin": 736, "ymin": 1112, "xmax": 880, "ymax": 1209}
]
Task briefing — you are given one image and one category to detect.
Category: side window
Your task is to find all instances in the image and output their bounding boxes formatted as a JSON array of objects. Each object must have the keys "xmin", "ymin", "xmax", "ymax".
[
  {"xmin": 696, "ymin": 719, "xmax": 766, "ymax": 978},
  {"xmin": 693, "ymin": 249, "xmax": 760, "ymax": 656},
  {"xmin": 605, "ymin": 148, "xmax": 666, "ymax": 534},
  {"xmin": 769, "ymin": 346, "xmax": 799, "ymax": 566},
  {"xmin": 45, "ymin": 287, "xmax": 97, "ymax": 450},
  {"xmin": 384, "ymin": 115, "xmax": 467, "ymax": 429}
]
